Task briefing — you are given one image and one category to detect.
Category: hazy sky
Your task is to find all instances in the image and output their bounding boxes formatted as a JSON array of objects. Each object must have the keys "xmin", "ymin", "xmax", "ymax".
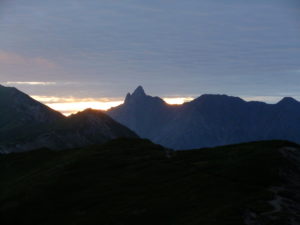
[{"xmin": 0, "ymin": 0, "xmax": 300, "ymax": 104}]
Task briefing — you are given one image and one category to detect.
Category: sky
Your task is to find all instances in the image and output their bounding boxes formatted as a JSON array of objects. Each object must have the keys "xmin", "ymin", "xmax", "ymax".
[{"xmin": 0, "ymin": 0, "xmax": 300, "ymax": 115}]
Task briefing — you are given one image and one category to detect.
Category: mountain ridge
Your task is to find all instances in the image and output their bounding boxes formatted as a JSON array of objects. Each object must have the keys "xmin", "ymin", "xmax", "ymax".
[
  {"xmin": 108, "ymin": 86, "xmax": 300, "ymax": 149},
  {"xmin": 1, "ymin": 84, "xmax": 300, "ymax": 151}
]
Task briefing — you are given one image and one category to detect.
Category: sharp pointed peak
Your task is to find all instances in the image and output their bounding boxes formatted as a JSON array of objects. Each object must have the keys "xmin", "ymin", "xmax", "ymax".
[
  {"xmin": 132, "ymin": 85, "xmax": 146, "ymax": 96},
  {"xmin": 123, "ymin": 86, "xmax": 149, "ymax": 104},
  {"xmin": 124, "ymin": 92, "xmax": 131, "ymax": 102}
]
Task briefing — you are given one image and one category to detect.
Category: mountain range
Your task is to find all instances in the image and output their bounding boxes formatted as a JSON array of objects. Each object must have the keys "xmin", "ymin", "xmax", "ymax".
[
  {"xmin": 108, "ymin": 86, "xmax": 300, "ymax": 149},
  {"xmin": 0, "ymin": 85, "xmax": 137, "ymax": 153},
  {"xmin": 1, "ymin": 84, "xmax": 300, "ymax": 152}
]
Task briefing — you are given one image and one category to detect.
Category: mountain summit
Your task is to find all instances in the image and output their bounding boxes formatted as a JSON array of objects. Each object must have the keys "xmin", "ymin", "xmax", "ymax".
[
  {"xmin": 0, "ymin": 85, "xmax": 64, "ymax": 148},
  {"xmin": 132, "ymin": 85, "xmax": 146, "ymax": 97},
  {"xmin": 277, "ymin": 97, "xmax": 299, "ymax": 106},
  {"xmin": 0, "ymin": 85, "xmax": 63, "ymax": 123},
  {"xmin": 125, "ymin": 86, "xmax": 147, "ymax": 104},
  {"xmin": 108, "ymin": 87, "xmax": 300, "ymax": 149},
  {"xmin": 109, "ymin": 86, "xmax": 171, "ymax": 138}
]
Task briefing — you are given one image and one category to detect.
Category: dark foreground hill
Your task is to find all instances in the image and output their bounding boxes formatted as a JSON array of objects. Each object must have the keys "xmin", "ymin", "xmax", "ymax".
[
  {"xmin": 1, "ymin": 139, "xmax": 299, "ymax": 225},
  {"xmin": 108, "ymin": 86, "xmax": 300, "ymax": 149}
]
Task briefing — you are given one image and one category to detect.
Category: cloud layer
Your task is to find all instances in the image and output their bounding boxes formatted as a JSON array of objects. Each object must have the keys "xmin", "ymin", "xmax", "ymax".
[
  {"xmin": 5, "ymin": 81, "xmax": 56, "ymax": 86},
  {"xmin": 0, "ymin": 0, "xmax": 299, "ymax": 99}
]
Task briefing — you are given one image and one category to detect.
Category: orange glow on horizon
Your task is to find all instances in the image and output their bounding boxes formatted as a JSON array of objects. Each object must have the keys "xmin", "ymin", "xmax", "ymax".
[
  {"xmin": 163, "ymin": 97, "xmax": 194, "ymax": 105},
  {"xmin": 31, "ymin": 95, "xmax": 194, "ymax": 116}
]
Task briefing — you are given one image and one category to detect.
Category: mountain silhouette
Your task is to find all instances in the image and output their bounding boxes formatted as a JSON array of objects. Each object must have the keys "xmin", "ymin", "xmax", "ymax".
[
  {"xmin": 108, "ymin": 86, "xmax": 300, "ymax": 149},
  {"xmin": 2, "ymin": 84, "xmax": 300, "ymax": 151},
  {"xmin": 109, "ymin": 86, "xmax": 173, "ymax": 139},
  {"xmin": 0, "ymin": 85, "xmax": 64, "ymax": 145},
  {"xmin": 0, "ymin": 85, "xmax": 138, "ymax": 153}
]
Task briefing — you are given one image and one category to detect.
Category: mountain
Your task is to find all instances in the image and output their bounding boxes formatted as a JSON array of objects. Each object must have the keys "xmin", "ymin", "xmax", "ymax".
[
  {"xmin": 108, "ymin": 86, "xmax": 174, "ymax": 138},
  {"xmin": 108, "ymin": 86, "xmax": 300, "ymax": 149},
  {"xmin": 1, "ymin": 139, "xmax": 299, "ymax": 225},
  {"xmin": 0, "ymin": 85, "xmax": 64, "ymax": 144},
  {"xmin": 0, "ymin": 85, "xmax": 138, "ymax": 153}
]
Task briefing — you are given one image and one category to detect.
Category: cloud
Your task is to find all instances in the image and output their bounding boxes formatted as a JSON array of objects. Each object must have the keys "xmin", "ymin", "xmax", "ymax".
[
  {"xmin": 242, "ymin": 96, "xmax": 282, "ymax": 103},
  {"xmin": 0, "ymin": 0, "xmax": 299, "ymax": 99},
  {"xmin": 31, "ymin": 96, "xmax": 123, "ymax": 104},
  {"xmin": 0, "ymin": 51, "xmax": 57, "ymax": 68},
  {"xmin": 241, "ymin": 95, "xmax": 300, "ymax": 103},
  {"xmin": 5, "ymin": 81, "xmax": 56, "ymax": 86}
]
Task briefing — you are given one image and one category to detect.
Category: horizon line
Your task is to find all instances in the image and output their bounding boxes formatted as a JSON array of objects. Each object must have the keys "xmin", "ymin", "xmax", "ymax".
[{"xmin": 30, "ymin": 93, "xmax": 299, "ymax": 116}]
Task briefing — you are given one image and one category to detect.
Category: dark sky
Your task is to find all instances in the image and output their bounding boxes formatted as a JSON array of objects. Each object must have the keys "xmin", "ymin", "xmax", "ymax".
[{"xmin": 0, "ymin": 0, "xmax": 300, "ymax": 101}]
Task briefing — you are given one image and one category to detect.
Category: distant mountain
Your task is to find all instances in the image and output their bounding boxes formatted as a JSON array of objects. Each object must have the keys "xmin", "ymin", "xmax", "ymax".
[
  {"xmin": 0, "ymin": 85, "xmax": 138, "ymax": 153},
  {"xmin": 108, "ymin": 86, "xmax": 174, "ymax": 138},
  {"xmin": 108, "ymin": 86, "xmax": 300, "ymax": 149},
  {"xmin": 1, "ymin": 139, "xmax": 299, "ymax": 225}
]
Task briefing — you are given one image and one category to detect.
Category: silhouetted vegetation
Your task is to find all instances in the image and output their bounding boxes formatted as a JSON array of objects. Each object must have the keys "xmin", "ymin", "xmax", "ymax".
[{"xmin": 0, "ymin": 139, "xmax": 299, "ymax": 225}]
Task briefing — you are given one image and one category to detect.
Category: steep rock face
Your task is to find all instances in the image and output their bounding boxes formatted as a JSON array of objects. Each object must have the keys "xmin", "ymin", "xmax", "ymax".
[
  {"xmin": 108, "ymin": 87, "xmax": 300, "ymax": 149},
  {"xmin": 108, "ymin": 86, "xmax": 176, "ymax": 139},
  {"xmin": 0, "ymin": 86, "xmax": 138, "ymax": 153}
]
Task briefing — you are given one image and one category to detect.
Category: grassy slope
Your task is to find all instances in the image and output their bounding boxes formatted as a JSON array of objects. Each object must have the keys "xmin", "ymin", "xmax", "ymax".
[{"xmin": 0, "ymin": 139, "xmax": 299, "ymax": 225}]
